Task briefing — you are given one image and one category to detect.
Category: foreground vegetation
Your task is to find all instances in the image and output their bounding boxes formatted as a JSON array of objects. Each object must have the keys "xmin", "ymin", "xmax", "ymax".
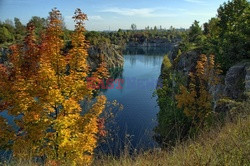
[
  {"xmin": 2, "ymin": 98, "xmax": 249, "ymax": 165},
  {"xmin": 94, "ymin": 98, "xmax": 250, "ymax": 166}
]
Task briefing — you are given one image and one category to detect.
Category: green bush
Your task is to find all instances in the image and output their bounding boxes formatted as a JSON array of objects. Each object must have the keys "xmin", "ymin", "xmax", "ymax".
[{"xmin": 155, "ymin": 56, "xmax": 191, "ymax": 147}]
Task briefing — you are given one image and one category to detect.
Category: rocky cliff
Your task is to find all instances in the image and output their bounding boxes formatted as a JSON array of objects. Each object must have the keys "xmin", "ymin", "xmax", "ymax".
[
  {"xmin": 159, "ymin": 46, "xmax": 250, "ymax": 111},
  {"xmin": 88, "ymin": 44, "xmax": 124, "ymax": 70}
]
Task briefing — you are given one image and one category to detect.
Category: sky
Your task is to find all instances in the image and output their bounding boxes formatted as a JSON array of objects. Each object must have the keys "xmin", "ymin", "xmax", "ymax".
[{"xmin": 0, "ymin": 0, "xmax": 227, "ymax": 31}]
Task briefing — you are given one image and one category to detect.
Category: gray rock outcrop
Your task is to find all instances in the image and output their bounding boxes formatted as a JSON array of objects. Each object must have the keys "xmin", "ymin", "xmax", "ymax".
[
  {"xmin": 224, "ymin": 61, "xmax": 250, "ymax": 99},
  {"xmin": 159, "ymin": 45, "xmax": 250, "ymax": 112},
  {"xmin": 88, "ymin": 44, "xmax": 124, "ymax": 70}
]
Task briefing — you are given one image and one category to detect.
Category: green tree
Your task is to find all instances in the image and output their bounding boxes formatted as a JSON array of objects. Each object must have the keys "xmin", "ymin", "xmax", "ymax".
[
  {"xmin": 216, "ymin": 0, "xmax": 250, "ymax": 71},
  {"xmin": 14, "ymin": 17, "xmax": 26, "ymax": 41},
  {"xmin": 188, "ymin": 20, "xmax": 203, "ymax": 43},
  {"xmin": 28, "ymin": 16, "xmax": 46, "ymax": 35},
  {"xmin": 0, "ymin": 27, "xmax": 13, "ymax": 43},
  {"xmin": 155, "ymin": 56, "xmax": 190, "ymax": 146},
  {"xmin": 204, "ymin": 0, "xmax": 250, "ymax": 72}
]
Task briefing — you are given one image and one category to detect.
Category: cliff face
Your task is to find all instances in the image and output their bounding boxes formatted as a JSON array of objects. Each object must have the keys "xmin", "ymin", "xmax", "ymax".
[
  {"xmin": 88, "ymin": 44, "xmax": 124, "ymax": 70},
  {"xmin": 159, "ymin": 46, "xmax": 250, "ymax": 110}
]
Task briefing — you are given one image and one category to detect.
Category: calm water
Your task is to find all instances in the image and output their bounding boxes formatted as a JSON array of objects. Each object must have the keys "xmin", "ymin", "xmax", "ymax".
[{"xmin": 100, "ymin": 47, "xmax": 171, "ymax": 153}]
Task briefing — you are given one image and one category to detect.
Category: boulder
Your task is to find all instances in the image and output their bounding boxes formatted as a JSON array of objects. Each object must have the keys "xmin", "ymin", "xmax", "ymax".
[
  {"xmin": 224, "ymin": 61, "xmax": 250, "ymax": 99},
  {"xmin": 174, "ymin": 50, "xmax": 200, "ymax": 74}
]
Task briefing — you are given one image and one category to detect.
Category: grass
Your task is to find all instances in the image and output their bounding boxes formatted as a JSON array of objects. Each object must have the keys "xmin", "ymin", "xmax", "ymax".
[{"xmin": 94, "ymin": 110, "xmax": 250, "ymax": 166}]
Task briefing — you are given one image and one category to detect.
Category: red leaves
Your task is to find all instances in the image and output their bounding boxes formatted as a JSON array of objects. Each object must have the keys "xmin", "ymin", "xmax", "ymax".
[
  {"xmin": 97, "ymin": 118, "xmax": 107, "ymax": 137},
  {"xmin": 0, "ymin": 64, "xmax": 7, "ymax": 77}
]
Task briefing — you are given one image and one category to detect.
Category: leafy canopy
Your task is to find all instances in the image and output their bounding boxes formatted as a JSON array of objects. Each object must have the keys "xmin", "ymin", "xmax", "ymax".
[{"xmin": 0, "ymin": 8, "xmax": 109, "ymax": 165}]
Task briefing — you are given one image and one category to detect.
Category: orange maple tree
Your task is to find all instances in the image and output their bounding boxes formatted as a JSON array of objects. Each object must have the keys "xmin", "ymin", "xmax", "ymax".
[{"xmin": 0, "ymin": 8, "xmax": 108, "ymax": 165}]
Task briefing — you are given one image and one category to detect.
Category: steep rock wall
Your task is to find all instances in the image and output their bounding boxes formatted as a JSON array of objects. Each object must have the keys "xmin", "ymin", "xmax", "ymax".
[{"xmin": 158, "ymin": 46, "xmax": 250, "ymax": 111}]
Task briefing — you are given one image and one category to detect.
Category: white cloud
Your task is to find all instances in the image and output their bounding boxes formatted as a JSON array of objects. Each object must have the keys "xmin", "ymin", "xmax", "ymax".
[
  {"xmin": 101, "ymin": 7, "xmax": 177, "ymax": 17},
  {"xmin": 88, "ymin": 15, "xmax": 103, "ymax": 20}
]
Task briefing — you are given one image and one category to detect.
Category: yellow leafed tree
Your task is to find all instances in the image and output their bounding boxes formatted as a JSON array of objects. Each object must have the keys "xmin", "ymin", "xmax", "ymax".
[
  {"xmin": 0, "ymin": 8, "xmax": 107, "ymax": 165},
  {"xmin": 175, "ymin": 54, "xmax": 221, "ymax": 129}
]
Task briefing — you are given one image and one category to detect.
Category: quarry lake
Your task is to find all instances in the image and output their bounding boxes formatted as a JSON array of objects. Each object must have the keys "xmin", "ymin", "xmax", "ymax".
[{"xmin": 98, "ymin": 47, "xmax": 172, "ymax": 154}]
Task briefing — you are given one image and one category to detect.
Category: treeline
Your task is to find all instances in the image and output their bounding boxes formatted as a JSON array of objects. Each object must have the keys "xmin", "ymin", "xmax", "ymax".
[
  {"xmin": 81, "ymin": 26, "xmax": 184, "ymax": 50},
  {"xmin": 155, "ymin": 0, "xmax": 249, "ymax": 147},
  {"xmin": 0, "ymin": 17, "xmax": 110, "ymax": 50},
  {"xmin": 0, "ymin": 17, "xmax": 184, "ymax": 49},
  {"xmin": 104, "ymin": 26, "xmax": 184, "ymax": 46},
  {"xmin": 0, "ymin": 17, "xmax": 47, "ymax": 46}
]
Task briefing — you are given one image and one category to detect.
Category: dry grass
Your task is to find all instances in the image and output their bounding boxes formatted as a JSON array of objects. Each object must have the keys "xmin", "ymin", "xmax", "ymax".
[{"xmin": 94, "ymin": 112, "xmax": 250, "ymax": 166}]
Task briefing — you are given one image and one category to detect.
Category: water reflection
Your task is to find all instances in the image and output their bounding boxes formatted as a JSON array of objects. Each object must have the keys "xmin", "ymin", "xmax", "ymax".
[
  {"xmin": 98, "ymin": 47, "xmax": 172, "ymax": 155},
  {"xmin": 124, "ymin": 46, "xmax": 172, "ymax": 68},
  {"xmin": 123, "ymin": 46, "xmax": 173, "ymax": 56},
  {"xmin": 126, "ymin": 55, "xmax": 165, "ymax": 68}
]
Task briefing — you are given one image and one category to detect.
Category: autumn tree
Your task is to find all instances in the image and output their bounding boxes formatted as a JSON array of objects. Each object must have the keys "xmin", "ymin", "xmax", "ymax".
[
  {"xmin": 176, "ymin": 54, "xmax": 221, "ymax": 131},
  {"xmin": 0, "ymin": 8, "xmax": 108, "ymax": 165}
]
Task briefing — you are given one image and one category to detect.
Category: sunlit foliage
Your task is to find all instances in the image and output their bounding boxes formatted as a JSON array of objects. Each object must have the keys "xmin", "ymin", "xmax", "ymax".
[
  {"xmin": 0, "ymin": 8, "xmax": 108, "ymax": 165},
  {"xmin": 176, "ymin": 54, "xmax": 222, "ymax": 130}
]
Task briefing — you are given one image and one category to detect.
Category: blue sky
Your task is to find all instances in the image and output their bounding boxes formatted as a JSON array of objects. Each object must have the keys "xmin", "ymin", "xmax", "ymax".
[{"xmin": 0, "ymin": 0, "xmax": 227, "ymax": 31}]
